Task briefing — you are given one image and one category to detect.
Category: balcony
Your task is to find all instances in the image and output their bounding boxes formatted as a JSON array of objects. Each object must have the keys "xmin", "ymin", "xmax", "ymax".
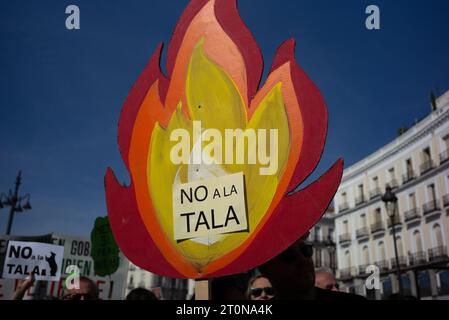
[
  {"xmin": 358, "ymin": 264, "xmax": 370, "ymax": 276},
  {"xmin": 420, "ymin": 160, "xmax": 435, "ymax": 175},
  {"xmin": 402, "ymin": 170, "xmax": 416, "ymax": 185},
  {"xmin": 339, "ymin": 202, "xmax": 349, "ymax": 212},
  {"xmin": 422, "ymin": 200, "xmax": 441, "ymax": 216},
  {"xmin": 387, "ymin": 216, "xmax": 402, "ymax": 228},
  {"xmin": 339, "ymin": 267, "xmax": 355, "ymax": 280},
  {"xmin": 339, "ymin": 233, "xmax": 351, "ymax": 244},
  {"xmin": 386, "ymin": 179, "xmax": 399, "ymax": 189},
  {"xmin": 409, "ymin": 251, "xmax": 427, "ymax": 266},
  {"xmin": 375, "ymin": 260, "xmax": 390, "ymax": 272},
  {"xmin": 371, "ymin": 221, "xmax": 385, "ymax": 234},
  {"xmin": 404, "ymin": 207, "xmax": 421, "ymax": 222},
  {"xmin": 443, "ymin": 194, "xmax": 449, "ymax": 208},
  {"xmin": 370, "ymin": 188, "xmax": 382, "ymax": 200},
  {"xmin": 356, "ymin": 227, "xmax": 370, "ymax": 240},
  {"xmin": 390, "ymin": 256, "xmax": 408, "ymax": 268},
  {"xmin": 355, "ymin": 195, "xmax": 366, "ymax": 206},
  {"xmin": 428, "ymin": 246, "xmax": 448, "ymax": 262},
  {"xmin": 440, "ymin": 149, "xmax": 449, "ymax": 164}
]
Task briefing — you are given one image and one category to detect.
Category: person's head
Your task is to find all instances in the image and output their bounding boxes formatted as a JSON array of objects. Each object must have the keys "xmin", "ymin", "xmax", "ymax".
[
  {"xmin": 258, "ymin": 233, "xmax": 315, "ymax": 299},
  {"xmin": 315, "ymin": 267, "xmax": 339, "ymax": 292},
  {"xmin": 246, "ymin": 275, "xmax": 275, "ymax": 300},
  {"xmin": 126, "ymin": 287, "xmax": 158, "ymax": 300},
  {"xmin": 62, "ymin": 276, "xmax": 99, "ymax": 300}
]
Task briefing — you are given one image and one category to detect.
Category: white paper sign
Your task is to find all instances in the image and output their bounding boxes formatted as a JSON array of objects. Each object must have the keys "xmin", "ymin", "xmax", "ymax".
[
  {"xmin": 2, "ymin": 241, "xmax": 64, "ymax": 281},
  {"xmin": 173, "ymin": 172, "xmax": 248, "ymax": 241}
]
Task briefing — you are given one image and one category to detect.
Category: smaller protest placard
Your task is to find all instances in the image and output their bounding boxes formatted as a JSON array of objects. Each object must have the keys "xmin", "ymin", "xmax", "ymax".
[
  {"xmin": 2, "ymin": 241, "xmax": 64, "ymax": 282},
  {"xmin": 172, "ymin": 172, "xmax": 248, "ymax": 241}
]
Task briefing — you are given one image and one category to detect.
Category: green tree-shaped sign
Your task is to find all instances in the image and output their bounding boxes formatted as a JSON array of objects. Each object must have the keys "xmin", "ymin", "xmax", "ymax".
[{"xmin": 91, "ymin": 216, "xmax": 120, "ymax": 277}]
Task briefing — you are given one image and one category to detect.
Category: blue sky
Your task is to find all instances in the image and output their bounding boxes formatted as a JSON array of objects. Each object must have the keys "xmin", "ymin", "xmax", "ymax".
[{"xmin": 0, "ymin": 0, "xmax": 448, "ymax": 237}]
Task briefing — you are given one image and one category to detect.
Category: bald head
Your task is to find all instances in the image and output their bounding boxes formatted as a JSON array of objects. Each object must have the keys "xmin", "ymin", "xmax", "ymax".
[{"xmin": 315, "ymin": 269, "xmax": 339, "ymax": 292}]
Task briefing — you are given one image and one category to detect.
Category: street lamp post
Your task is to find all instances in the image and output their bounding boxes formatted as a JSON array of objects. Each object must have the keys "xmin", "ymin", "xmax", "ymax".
[
  {"xmin": 381, "ymin": 186, "xmax": 404, "ymax": 296},
  {"xmin": 0, "ymin": 171, "xmax": 32, "ymax": 235}
]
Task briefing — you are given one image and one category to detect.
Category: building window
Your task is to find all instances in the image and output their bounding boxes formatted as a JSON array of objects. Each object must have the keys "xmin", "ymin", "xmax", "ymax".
[
  {"xmin": 356, "ymin": 184, "xmax": 365, "ymax": 204},
  {"xmin": 374, "ymin": 208, "xmax": 382, "ymax": 222},
  {"xmin": 315, "ymin": 226, "xmax": 321, "ymax": 242},
  {"xmin": 404, "ymin": 158, "xmax": 415, "ymax": 182},
  {"xmin": 443, "ymin": 135, "xmax": 449, "ymax": 150},
  {"xmin": 396, "ymin": 236, "xmax": 404, "ymax": 256},
  {"xmin": 315, "ymin": 248, "xmax": 322, "ymax": 268},
  {"xmin": 362, "ymin": 246, "xmax": 370, "ymax": 265},
  {"xmin": 328, "ymin": 228, "xmax": 334, "ymax": 242},
  {"xmin": 345, "ymin": 250, "xmax": 351, "ymax": 268},
  {"xmin": 388, "ymin": 167, "xmax": 396, "ymax": 186},
  {"xmin": 423, "ymin": 147, "xmax": 432, "ymax": 162},
  {"xmin": 360, "ymin": 213, "xmax": 367, "ymax": 228},
  {"xmin": 378, "ymin": 242, "xmax": 386, "ymax": 261},
  {"xmin": 408, "ymin": 193, "xmax": 417, "ymax": 209},
  {"xmin": 420, "ymin": 147, "xmax": 433, "ymax": 174},
  {"xmin": 343, "ymin": 220, "xmax": 349, "ymax": 233},
  {"xmin": 406, "ymin": 158, "xmax": 413, "ymax": 173},
  {"xmin": 427, "ymin": 184, "xmax": 436, "ymax": 202},
  {"xmin": 438, "ymin": 271, "xmax": 449, "ymax": 295},
  {"xmin": 413, "ymin": 230, "xmax": 423, "ymax": 253},
  {"xmin": 371, "ymin": 177, "xmax": 380, "ymax": 198},
  {"xmin": 340, "ymin": 192, "xmax": 348, "ymax": 210},
  {"xmin": 433, "ymin": 224, "xmax": 444, "ymax": 247}
]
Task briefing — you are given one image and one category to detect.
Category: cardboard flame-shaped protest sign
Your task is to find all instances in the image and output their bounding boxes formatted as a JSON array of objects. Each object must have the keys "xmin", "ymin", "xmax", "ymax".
[{"xmin": 105, "ymin": 0, "xmax": 343, "ymax": 279}]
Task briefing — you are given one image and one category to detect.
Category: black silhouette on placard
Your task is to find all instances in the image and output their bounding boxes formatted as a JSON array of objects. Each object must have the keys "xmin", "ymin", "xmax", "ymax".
[{"xmin": 45, "ymin": 252, "xmax": 58, "ymax": 277}]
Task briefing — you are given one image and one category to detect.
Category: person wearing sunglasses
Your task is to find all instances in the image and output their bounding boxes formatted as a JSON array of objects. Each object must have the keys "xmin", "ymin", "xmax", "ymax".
[
  {"xmin": 246, "ymin": 275, "xmax": 275, "ymax": 300},
  {"xmin": 258, "ymin": 233, "xmax": 365, "ymax": 300}
]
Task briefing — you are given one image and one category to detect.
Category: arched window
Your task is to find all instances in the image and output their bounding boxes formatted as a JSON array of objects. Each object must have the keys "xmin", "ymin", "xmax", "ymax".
[
  {"xmin": 396, "ymin": 236, "xmax": 404, "ymax": 256},
  {"xmin": 433, "ymin": 224, "xmax": 444, "ymax": 247},
  {"xmin": 414, "ymin": 231, "xmax": 423, "ymax": 253},
  {"xmin": 362, "ymin": 246, "xmax": 370, "ymax": 265},
  {"xmin": 345, "ymin": 250, "xmax": 351, "ymax": 268},
  {"xmin": 378, "ymin": 242, "xmax": 386, "ymax": 261}
]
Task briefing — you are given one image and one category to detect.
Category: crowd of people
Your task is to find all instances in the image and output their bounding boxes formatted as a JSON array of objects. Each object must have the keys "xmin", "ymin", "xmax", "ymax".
[{"xmin": 10, "ymin": 232, "xmax": 414, "ymax": 300}]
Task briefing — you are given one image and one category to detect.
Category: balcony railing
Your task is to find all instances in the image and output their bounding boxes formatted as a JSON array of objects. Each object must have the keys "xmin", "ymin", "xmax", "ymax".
[
  {"xmin": 428, "ymin": 246, "xmax": 448, "ymax": 262},
  {"xmin": 339, "ymin": 202, "xmax": 349, "ymax": 212},
  {"xmin": 370, "ymin": 188, "xmax": 382, "ymax": 200},
  {"xmin": 420, "ymin": 160, "xmax": 434, "ymax": 175},
  {"xmin": 355, "ymin": 195, "xmax": 366, "ymax": 206},
  {"xmin": 358, "ymin": 264, "xmax": 370, "ymax": 276},
  {"xmin": 409, "ymin": 251, "xmax": 427, "ymax": 266},
  {"xmin": 339, "ymin": 233, "xmax": 351, "ymax": 244},
  {"xmin": 390, "ymin": 256, "xmax": 407, "ymax": 268},
  {"xmin": 422, "ymin": 200, "xmax": 440, "ymax": 216},
  {"xmin": 443, "ymin": 194, "xmax": 449, "ymax": 208},
  {"xmin": 386, "ymin": 179, "xmax": 399, "ymax": 189},
  {"xmin": 371, "ymin": 221, "xmax": 385, "ymax": 233},
  {"xmin": 404, "ymin": 207, "xmax": 421, "ymax": 222},
  {"xmin": 402, "ymin": 170, "xmax": 416, "ymax": 184},
  {"xmin": 339, "ymin": 267, "xmax": 355, "ymax": 280},
  {"xmin": 375, "ymin": 260, "xmax": 390, "ymax": 272},
  {"xmin": 356, "ymin": 227, "xmax": 369, "ymax": 239},
  {"xmin": 440, "ymin": 149, "xmax": 449, "ymax": 164}
]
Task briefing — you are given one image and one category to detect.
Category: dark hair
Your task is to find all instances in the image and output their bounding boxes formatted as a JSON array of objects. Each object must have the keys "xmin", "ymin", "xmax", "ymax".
[
  {"xmin": 80, "ymin": 276, "xmax": 99, "ymax": 300},
  {"xmin": 126, "ymin": 288, "xmax": 158, "ymax": 300},
  {"xmin": 246, "ymin": 275, "xmax": 272, "ymax": 299}
]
